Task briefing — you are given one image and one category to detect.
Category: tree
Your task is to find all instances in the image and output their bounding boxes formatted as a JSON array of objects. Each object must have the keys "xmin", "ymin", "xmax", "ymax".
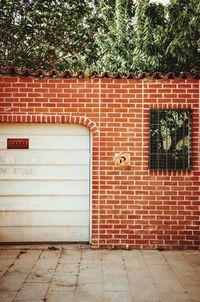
[
  {"xmin": 94, "ymin": 0, "xmax": 135, "ymax": 72},
  {"xmin": 0, "ymin": 0, "xmax": 93, "ymax": 70},
  {"xmin": 0, "ymin": 0, "xmax": 199, "ymax": 73},
  {"xmin": 132, "ymin": 0, "xmax": 200, "ymax": 73},
  {"xmin": 165, "ymin": 0, "xmax": 200, "ymax": 72},
  {"xmin": 132, "ymin": 0, "xmax": 166, "ymax": 72}
]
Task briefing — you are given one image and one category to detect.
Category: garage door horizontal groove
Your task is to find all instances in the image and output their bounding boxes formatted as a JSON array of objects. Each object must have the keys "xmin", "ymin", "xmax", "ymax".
[
  {"xmin": 0, "ymin": 210, "xmax": 89, "ymax": 213},
  {"xmin": 0, "ymin": 150, "xmax": 89, "ymax": 152},
  {"xmin": 0, "ymin": 194, "xmax": 89, "ymax": 197},
  {"xmin": 0, "ymin": 179, "xmax": 89, "ymax": 181},
  {"xmin": 0, "ymin": 164, "xmax": 89, "ymax": 166},
  {"xmin": 0, "ymin": 151, "xmax": 89, "ymax": 165},
  {"xmin": 0, "ymin": 225, "xmax": 89, "ymax": 228},
  {"xmin": 0, "ymin": 179, "xmax": 89, "ymax": 182}
]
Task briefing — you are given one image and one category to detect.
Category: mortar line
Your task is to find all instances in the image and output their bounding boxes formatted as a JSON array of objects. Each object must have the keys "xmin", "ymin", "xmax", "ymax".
[
  {"xmin": 0, "ymin": 250, "xmax": 21, "ymax": 280},
  {"xmin": 101, "ymin": 250, "xmax": 104, "ymax": 300},
  {"xmin": 199, "ymin": 80, "xmax": 200, "ymax": 172},
  {"xmin": 98, "ymin": 78, "xmax": 101, "ymax": 247},
  {"xmin": 121, "ymin": 251, "xmax": 135, "ymax": 301},
  {"xmin": 142, "ymin": 80, "xmax": 144, "ymax": 169},
  {"xmin": 43, "ymin": 247, "xmax": 63, "ymax": 301},
  {"xmin": 73, "ymin": 246, "xmax": 83, "ymax": 301},
  {"xmin": 140, "ymin": 251, "xmax": 163, "ymax": 301}
]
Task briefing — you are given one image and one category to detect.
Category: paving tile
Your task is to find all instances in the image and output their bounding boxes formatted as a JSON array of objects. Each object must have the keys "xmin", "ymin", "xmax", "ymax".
[
  {"xmin": 56, "ymin": 262, "xmax": 79, "ymax": 274},
  {"xmin": 25, "ymin": 250, "xmax": 61, "ymax": 284},
  {"xmin": 0, "ymin": 289, "xmax": 17, "ymax": 302},
  {"xmin": 122, "ymin": 250, "xmax": 160, "ymax": 301},
  {"xmin": 51, "ymin": 272, "xmax": 77, "ymax": 288},
  {"xmin": 102, "ymin": 250, "xmax": 122, "ymax": 261},
  {"xmin": 45, "ymin": 290, "xmax": 75, "ymax": 302},
  {"xmin": 40, "ymin": 250, "xmax": 61, "ymax": 260},
  {"xmin": 129, "ymin": 277, "xmax": 159, "ymax": 302},
  {"xmin": 59, "ymin": 249, "xmax": 81, "ymax": 264},
  {"xmin": 103, "ymin": 291, "xmax": 132, "ymax": 302},
  {"xmin": 182, "ymin": 251, "xmax": 200, "ymax": 274},
  {"xmin": 102, "ymin": 251, "xmax": 129, "ymax": 292},
  {"xmin": 182, "ymin": 285, "xmax": 200, "ymax": 301},
  {"xmin": 75, "ymin": 283, "xmax": 103, "ymax": 302},
  {"xmin": 31, "ymin": 259, "xmax": 57, "ymax": 271},
  {"xmin": 9, "ymin": 250, "xmax": 41, "ymax": 273},
  {"xmin": 0, "ymin": 270, "xmax": 28, "ymax": 291},
  {"xmin": 78, "ymin": 263, "xmax": 102, "ymax": 284},
  {"xmin": 122, "ymin": 251, "xmax": 145, "ymax": 272},
  {"xmin": 163, "ymin": 251, "xmax": 200, "ymax": 301},
  {"xmin": 13, "ymin": 300, "xmax": 44, "ymax": 302},
  {"xmin": 142, "ymin": 250, "xmax": 167, "ymax": 265},
  {"xmin": 146, "ymin": 264, "xmax": 191, "ymax": 301},
  {"xmin": 103, "ymin": 275, "xmax": 130, "ymax": 292},
  {"xmin": 15, "ymin": 282, "xmax": 49, "ymax": 300},
  {"xmin": 0, "ymin": 258, "xmax": 15, "ymax": 278},
  {"xmin": 81, "ymin": 249, "xmax": 102, "ymax": 263},
  {"xmin": 26, "ymin": 268, "xmax": 55, "ymax": 283},
  {"xmin": 48, "ymin": 282, "xmax": 76, "ymax": 292}
]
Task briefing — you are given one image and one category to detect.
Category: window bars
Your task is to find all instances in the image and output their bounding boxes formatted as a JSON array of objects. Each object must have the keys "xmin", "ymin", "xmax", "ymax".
[{"xmin": 149, "ymin": 109, "xmax": 192, "ymax": 170}]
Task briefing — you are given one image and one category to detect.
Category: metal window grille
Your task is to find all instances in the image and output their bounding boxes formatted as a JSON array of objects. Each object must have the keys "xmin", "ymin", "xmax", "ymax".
[{"xmin": 149, "ymin": 109, "xmax": 192, "ymax": 170}]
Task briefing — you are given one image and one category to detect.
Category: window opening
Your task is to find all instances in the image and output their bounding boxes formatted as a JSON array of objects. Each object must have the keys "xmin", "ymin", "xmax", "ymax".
[{"xmin": 149, "ymin": 109, "xmax": 192, "ymax": 170}]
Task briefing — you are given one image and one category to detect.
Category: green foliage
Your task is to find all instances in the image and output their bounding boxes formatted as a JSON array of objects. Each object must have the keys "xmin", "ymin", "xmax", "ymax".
[
  {"xmin": 0, "ymin": 0, "xmax": 93, "ymax": 70},
  {"xmin": 165, "ymin": 0, "xmax": 200, "ymax": 72},
  {"xmin": 0, "ymin": 0, "xmax": 199, "ymax": 72},
  {"xmin": 133, "ymin": 0, "xmax": 200, "ymax": 73},
  {"xmin": 133, "ymin": 0, "xmax": 166, "ymax": 72},
  {"xmin": 94, "ymin": 0, "xmax": 135, "ymax": 72}
]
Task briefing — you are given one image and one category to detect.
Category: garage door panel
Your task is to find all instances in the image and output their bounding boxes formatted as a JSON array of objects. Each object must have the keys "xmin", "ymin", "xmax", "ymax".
[
  {"xmin": 0, "ymin": 150, "xmax": 89, "ymax": 165},
  {"xmin": 0, "ymin": 124, "xmax": 90, "ymax": 242},
  {"xmin": 0, "ymin": 211, "xmax": 89, "ymax": 227},
  {"xmin": 0, "ymin": 135, "xmax": 89, "ymax": 150},
  {"xmin": 0, "ymin": 196, "xmax": 89, "ymax": 211},
  {"xmin": 0, "ymin": 165, "xmax": 89, "ymax": 180},
  {"xmin": 0, "ymin": 180, "xmax": 89, "ymax": 195},
  {"xmin": 0, "ymin": 226, "xmax": 89, "ymax": 242}
]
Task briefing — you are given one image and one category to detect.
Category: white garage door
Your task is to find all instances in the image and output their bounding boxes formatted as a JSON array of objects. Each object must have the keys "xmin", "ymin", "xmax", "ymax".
[{"xmin": 0, "ymin": 124, "xmax": 90, "ymax": 242}]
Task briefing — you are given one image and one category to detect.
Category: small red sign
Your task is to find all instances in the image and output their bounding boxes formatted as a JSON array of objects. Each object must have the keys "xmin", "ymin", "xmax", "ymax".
[{"xmin": 7, "ymin": 138, "xmax": 29, "ymax": 149}]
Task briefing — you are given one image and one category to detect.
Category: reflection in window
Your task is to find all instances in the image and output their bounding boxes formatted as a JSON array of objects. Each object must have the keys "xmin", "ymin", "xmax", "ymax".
[{"xmin": 150, "ymin": 109, "xmax": 192, "ymax": 170}]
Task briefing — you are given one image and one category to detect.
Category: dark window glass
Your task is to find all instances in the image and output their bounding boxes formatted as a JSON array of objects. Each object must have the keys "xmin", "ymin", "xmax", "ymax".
[{"xmin": 149, "ymin": 109, "xmax": 192, "ymax": 170}]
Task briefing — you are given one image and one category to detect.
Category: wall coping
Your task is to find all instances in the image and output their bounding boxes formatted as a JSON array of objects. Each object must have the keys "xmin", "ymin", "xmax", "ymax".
[{"xmin": 0, "ymin": 67, "xmax": 199, "ymax": 80}]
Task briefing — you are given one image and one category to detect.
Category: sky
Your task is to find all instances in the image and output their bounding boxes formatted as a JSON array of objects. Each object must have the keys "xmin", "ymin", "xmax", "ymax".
[{"xmin": 151, "ymin": 0, "xmax": 170, "ymax": 3}]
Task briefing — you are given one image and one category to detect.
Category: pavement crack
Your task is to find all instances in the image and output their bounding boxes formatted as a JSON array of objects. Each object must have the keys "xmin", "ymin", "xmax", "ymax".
[
  {"xmin": 43, "ymin": 247, "xmax": 63, "ymax": 300},
  {"xmin": 73, "ymin": 246, "xmax": 82, "ymax": 301},
  {"xmin": 121, "ymin": 251, "xmax": 134, "ymax": 302}
]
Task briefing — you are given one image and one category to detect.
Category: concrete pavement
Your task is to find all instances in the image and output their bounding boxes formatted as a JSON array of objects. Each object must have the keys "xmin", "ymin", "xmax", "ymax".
[{"xmin": 0, "ymin": 245, "xmax": 199, "ymax": 302}]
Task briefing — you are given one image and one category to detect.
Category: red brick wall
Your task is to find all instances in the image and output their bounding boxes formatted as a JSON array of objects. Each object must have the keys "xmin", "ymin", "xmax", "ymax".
[{"xmin": 0, "ymin": 75, "xmax": 199, "ymax": 249}]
